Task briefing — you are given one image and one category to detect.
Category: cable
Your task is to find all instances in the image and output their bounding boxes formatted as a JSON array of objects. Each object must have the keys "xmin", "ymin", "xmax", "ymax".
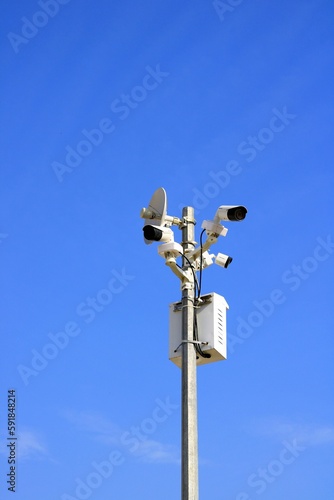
[
  {"xmin": 181, "ymin": 253, "xmax": 199, "ymax": 297},
  {"xmin": 197, "ymin": 228, "xmax": 206, "ymax": 299},
  {"xmin": 193, "ymin": 303, "xmax": 211, "ymax": 359},
  {"xmin": 180, "ymin": 231, "xmax": 210, "ymax": 359},
  {"xmin": 176, "ymin": 262, "xmax": 198, "ymax": 296}
]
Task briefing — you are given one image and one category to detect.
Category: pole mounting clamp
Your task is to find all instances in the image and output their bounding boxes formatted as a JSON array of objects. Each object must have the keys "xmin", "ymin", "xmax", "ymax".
[
  {"xmin": 174, "ymin": 340, "xmax": 209, "ymax": 353},
  {"xmin": 181, "ymin": 281, "xmax": 195, "ymax": 291}
]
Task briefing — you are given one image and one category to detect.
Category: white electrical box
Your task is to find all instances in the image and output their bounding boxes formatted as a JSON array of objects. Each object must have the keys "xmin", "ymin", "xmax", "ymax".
[{"xmin": 169, "ymin": 292, "xmax": 229, "ymax": 368}]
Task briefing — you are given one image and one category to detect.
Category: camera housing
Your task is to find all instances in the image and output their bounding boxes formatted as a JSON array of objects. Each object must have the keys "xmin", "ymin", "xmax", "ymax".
[
  {"xmin": 215, "ymin": 205, "xmax": 247, "ymax": 222},
  {"xmin": 215, "ymin": 253, "xmax": 233, "ymax": 268},
  {"xmin": 143, "ymin": 225, "xmax": 173, "ymax": 244}
]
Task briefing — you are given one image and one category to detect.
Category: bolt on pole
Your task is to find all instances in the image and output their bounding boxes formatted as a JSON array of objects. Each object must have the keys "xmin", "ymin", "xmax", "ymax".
[{"xmin": 181, "ymin": 206, "xmax": 199, "ymax": 500}]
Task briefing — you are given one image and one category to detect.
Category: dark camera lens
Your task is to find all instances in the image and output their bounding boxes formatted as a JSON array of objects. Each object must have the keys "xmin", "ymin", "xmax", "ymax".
[
  {"xmin": 143, "ymin": 225, "xmax": 163, "ymax": 241},
  {"xmin": 228, "ymin": 206, "xmax": 247, "ymax": 221}
]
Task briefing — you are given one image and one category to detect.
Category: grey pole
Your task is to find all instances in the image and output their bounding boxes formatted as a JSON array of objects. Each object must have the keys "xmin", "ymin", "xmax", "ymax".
[{"xmin": 181, "ymin": 206, "xmax": 198, "ymax": 500}]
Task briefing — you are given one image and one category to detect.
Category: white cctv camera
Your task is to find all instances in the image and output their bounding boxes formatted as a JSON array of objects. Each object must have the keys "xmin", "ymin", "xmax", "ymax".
[
  {"xmin": 215, "ymin": 205, "xmax": 247, "ymax": 222},
  {"xmin": 143, "ymin": 225, "xmax": 173, "ymax": 244},
  {"xmin": 215, "ymin": 253, "xmax": 233, "ymax": 268}
]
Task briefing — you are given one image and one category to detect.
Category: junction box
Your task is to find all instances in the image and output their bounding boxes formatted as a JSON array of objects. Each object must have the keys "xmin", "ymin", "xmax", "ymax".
[{"xmin": 169, "ymin": 292, "xmax": 229, "ymax": 368}]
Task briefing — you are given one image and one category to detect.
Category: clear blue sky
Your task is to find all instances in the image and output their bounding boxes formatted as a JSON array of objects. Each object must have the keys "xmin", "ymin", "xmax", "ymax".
[{"xmin": 1, "ymin": 1, "xmax": 333, "ymax": 498}]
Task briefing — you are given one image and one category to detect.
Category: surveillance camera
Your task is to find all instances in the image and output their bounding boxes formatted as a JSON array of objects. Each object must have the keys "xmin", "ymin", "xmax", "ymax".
[
  {"xmin": 215, "ymin": 205, "xmax": 247, "ymax": 222},
  {"xmin": 215, "ymin": 253, "xmax": 233, "ymax": 268},
  {"xmin": 143, "ymin": 225, "xmax": 173, "ymax": 244}
]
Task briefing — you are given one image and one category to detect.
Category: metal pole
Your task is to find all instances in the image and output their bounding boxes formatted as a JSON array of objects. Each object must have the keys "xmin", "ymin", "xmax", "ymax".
[{"xmin": 181, "ymin": 206, "xmax": 198, "ymax": 500}]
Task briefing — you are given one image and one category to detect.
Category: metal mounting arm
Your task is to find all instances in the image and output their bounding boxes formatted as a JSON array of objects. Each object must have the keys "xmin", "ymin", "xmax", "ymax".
[
  {"xmin": 158, "ymin": 242, "xmax": 191, "ymax": 282},
  {"xmin": 165, "ymin": 256, "xmax": 189, "ymax": 281},
  {"xmin": 187, "ymin": 219, "xmax": 228, "ymax": 263}
]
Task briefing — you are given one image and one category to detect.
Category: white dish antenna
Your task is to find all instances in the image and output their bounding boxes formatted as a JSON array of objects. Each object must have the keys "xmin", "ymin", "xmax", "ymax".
[{"xmin": 141, "ymin": 188, "xmax": 167, "ymax": 244}]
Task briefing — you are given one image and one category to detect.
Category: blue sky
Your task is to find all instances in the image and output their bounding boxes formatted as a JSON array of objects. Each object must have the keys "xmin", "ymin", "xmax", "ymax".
[{"xmin": 0, "ymin": 0, "xmax": 333, "ymax": 498}]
